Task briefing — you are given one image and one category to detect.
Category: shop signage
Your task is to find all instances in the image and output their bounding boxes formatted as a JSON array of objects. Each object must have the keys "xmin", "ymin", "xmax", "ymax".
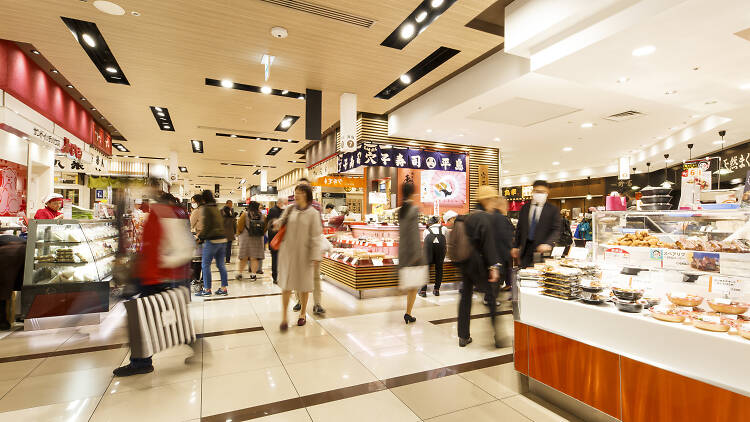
[
  {"xmin": 680, "ymin": 159, "xmax": 712, "ymax": 209},
  {"xmin": 313, "ymin": 176, "xmax": 365, "ymax": 189},
  {"xmin": 368, "ymin": 191, "xmax": 388, "ymax": 204},
  {"xmin": 338, "ymin": 144, "xmax": 466, "ymax": 173},
  {"xmin": 503, "ymin": 185, "xmax": 532, "ymax": 201},
  {"xmin": 340, "ymin": 93, "xmax": 357, "ymax": 152},
  {"xmin": 32, "ymin": 127, "xmax": 62, "ymax": 150},
  {"xmin": 60, "ymin": 138, "xmax": 82, "ymax": 160},
  {"xmin": 619, "ymin": 157, "xmax": 630, "ymax": 180},
  {"xmin": 478, "ymin": 164, "xmax": 489, "ymax": 186}
]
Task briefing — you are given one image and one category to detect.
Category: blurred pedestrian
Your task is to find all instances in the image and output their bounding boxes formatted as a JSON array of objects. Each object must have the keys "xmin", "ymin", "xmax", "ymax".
[
  {"xmin": 419, "ymin": 216, "xmax": 447, "ymax": 297},
  {"xmin": 195, "ymin": 190, "xmax": 228, "ymax": 296},
  {"xmin": 221, "ymin": 200, "xmax": 237, "ymax": 263},
  {"xmin": 236, "ymin": 201, "xmax": 266, "ymax": 280},
  {"xmin": 267, "ymin": 196, "xmax": 287, "ymax": 283},
  {"xmin": 292, "ymin": 178, "xmax": 326, "ymax": 315},
  {"xmin": 398, "ymin": 182, "xmax": 424, "ymax": 324},
  {"xmin": 277, "ymin": 184, "xmax": 322, "ymax": 330}
]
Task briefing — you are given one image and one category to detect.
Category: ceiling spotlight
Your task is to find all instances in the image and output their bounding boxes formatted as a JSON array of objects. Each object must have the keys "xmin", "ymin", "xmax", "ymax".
[
  {"xmin": 400, "ymin": 23, "xmax": 416, "ymax": 39},
  {"xmin": 230, "ymin": 134, "xmax": 237, "ymax": 138},
  {"xmin": 105, "ymin": 66, "xmax": 117, "ymax": 73},
  {"xmin": 91, "ymin": 108, "xmax": 96, "ymax": 111},
  {"xmin": 220, "ymin": 79, "xmax": 234, "ymax": 88},
  {"xmin": 580, "ymin": 122, "xmax": 593, "ymax": 128},
  {"xmin": 81, "ymin": 33, "xmax": 97, "ymax": 48},
  {"xmin": 298, "ymin": 95, "xmax": 305, "ymax": 100},
  {"xmin": 280, "ymin": 119, "xmax": 292, "ymax": 128},
  {"xmin": 426, "ymin": 129, "xmax": 432, "ymax": 133},
  {"xmin": 431, "ymin": 0, "xmax": 444, "ymax": 6},
  {"xmin": 713, "ymin": 140, "xmax": 724, "ymax": 145},
  {"xmin": 632, "ymin": 45, "xmax": 655, "ymax": 57},
  {"xmin": 179, "ymin": 166, "xmax": 188, "ymax": 173},
  {"xmin": 163, "ymin": 125, "xmax": 171, "ymax": 130},
  {"xmin": 552, "ymin": 161, "xmax": 560, "ymax": 166},
  {"xmin": 80, "ymin": 97, "xmax": 86, "ymax": 101},
  {"xmin": 31, "ymin": 49, "xmax": 40, "ymax": 55},
  {"xmin": 458, "ymin": 133, "xmax": 464, "ymax": 137},
  {"xmin": 616, "ymin": 77, "xmax": 629, "ymax": 83},
  {"xmin": 400, "ymin": 74, "xmax": 411, "ymax": 84},
  {"xmin": 157, "ymin": 112, "xmax": 165, "ymax": 117},
  {"xmin": 51, "ymin": 69, "xmax": 59, "ymax": 74},
  {"xmin": 415, "ymin": 11, "xmax": 428, "ymax": 23},
  {"xmin": 563, "ymin": 147, "xmax": 573, "ymax": 152},
  {"xmin": 66, "ymin": 84, "xmax": 74, "ymax": 88},
  {"xmin": 740, "ymin": 84, "xmax": 750, "ymax": 90},
  {"xmin": 281, "ymin": 90, "xmax": 289, "ymax": 95},
  {"xmin": 260, "ymin": 86, "xmax": 272, "ymax": 94}
]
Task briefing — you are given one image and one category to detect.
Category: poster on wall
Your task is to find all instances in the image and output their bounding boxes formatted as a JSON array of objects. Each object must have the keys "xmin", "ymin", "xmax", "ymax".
[
  {"xmin": 0, "ymin": 160, "xmax": 27, "ymax": 217},
  {"xmin": 420, "ymin": 170, "xmax": 466, "ymax": 205},
  {"xmin": 679, "ymin": 159, "xmax": 712, "ymax": 209}
]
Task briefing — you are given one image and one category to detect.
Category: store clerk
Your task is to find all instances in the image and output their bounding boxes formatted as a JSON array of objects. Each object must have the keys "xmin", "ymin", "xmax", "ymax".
[{"xmin": 34, "ymin": 193, "xmax": 64, "ymax": 220}]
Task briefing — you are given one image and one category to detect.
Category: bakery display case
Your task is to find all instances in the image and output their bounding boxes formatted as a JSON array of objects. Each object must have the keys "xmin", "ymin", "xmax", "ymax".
[
  {"xmin": 21, "ymin": 219, "xmax": 118, "ymax": 319},
  {"xmin": 514, "ymin": 209, "xmax": 750, "ymax": 420}
]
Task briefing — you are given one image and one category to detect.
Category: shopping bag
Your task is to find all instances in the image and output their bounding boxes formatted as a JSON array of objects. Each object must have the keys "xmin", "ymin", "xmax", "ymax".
[
  {"xmin": 124, "ymin": 286, "xmax": 196, "ymax": 359},
  {"xmin": 399, "ymin": 265, "xmax": 428, "ymax": 290},
  {"xmin": 270, "ymin": 225, "xmax": 286, "ymax": 251}
]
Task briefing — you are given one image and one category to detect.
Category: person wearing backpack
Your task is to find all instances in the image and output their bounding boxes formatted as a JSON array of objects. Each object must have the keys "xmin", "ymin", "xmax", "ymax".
[
  {"xmin": 236, "ymin": 201, "xmax": 266, "ymax": 281},
  {"xmin": 419, "ymin": 216, "xmax": 448, "ymax": 297},
  {"xmin": 448, "ymin": 186, "xmax": 502, "ymax": 347}
]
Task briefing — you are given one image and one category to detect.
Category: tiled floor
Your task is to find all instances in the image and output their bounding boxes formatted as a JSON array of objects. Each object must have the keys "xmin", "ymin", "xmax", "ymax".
[{"xmin": 0, "ymin": 250, "xmax": 580, "ymax": 421}]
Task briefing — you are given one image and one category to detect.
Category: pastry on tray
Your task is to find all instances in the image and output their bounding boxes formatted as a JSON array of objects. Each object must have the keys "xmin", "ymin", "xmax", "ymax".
[{"xmin": 667, "ymin": 292, "xmax": 703, "ymax": 307}]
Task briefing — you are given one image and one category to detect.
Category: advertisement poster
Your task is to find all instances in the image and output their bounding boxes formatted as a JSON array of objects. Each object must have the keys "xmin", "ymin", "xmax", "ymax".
[
  {"xmin": 0, "ymin": 160, "xmax": 27, "ymax": 217},
  {"xmin": 420, "ymin": 170, "xmax": 466, "ymax": 205},
  {"xmin": 662, "ymin": 249, "xmax": 720, "ymax": 273},
  {"xmin": 679, "ymin": 159, "xmax": 712, "ymax": 209}
]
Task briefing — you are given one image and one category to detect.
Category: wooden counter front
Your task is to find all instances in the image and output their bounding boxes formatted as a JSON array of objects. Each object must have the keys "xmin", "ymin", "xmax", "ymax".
[{"xmin": 321, "ymin": 257, "xmax": 461, "ymax": 291}]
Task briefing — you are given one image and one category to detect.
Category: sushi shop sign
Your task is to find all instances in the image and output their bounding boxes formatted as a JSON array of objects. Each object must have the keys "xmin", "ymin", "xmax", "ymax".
[{"xmin": 503, "ymin": 185, "xmax": 533, "ymax": 201}]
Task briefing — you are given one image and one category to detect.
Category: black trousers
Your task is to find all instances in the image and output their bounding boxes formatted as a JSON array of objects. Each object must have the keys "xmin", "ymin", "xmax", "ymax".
[
  {"xmin": 271, "ymin": 249, "xmax": 279, "ymax": 282},
  {"xmin": 421, "ymin": 245, "xmax": 446, "ymax": 292},
  {"xmin": 225, "ymin": 240, "xmax": 232, "ymax": 263},
  {"xmin": 521, "ymin": 240, "xmax": 537, "ymax": 268},
  {"xmin": 458, "ymin": 264, "xmax": 497, "ymax": 340}
]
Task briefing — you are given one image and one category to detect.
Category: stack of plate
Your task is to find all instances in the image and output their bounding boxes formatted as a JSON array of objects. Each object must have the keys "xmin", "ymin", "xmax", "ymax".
[
  {"xmin": 640, "ymin": 186, "xmax": 672, "ymax": 210},
  {"xmin": 541, "ymin": 267, "xmax": 581, "ymax": 300}
]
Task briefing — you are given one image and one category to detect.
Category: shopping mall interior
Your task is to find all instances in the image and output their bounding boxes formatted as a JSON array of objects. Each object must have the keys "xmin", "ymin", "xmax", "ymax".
[{"xmin": 1, "ymin": 0, "xmax": 750, "ymax": 421}]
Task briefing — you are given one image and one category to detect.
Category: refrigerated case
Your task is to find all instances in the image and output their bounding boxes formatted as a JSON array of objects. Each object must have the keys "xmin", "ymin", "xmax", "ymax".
[
  {"xmin": 22, "ymin": 219, "xmax": 118, "ymax": 318},
  {"xmin": 514, "ymin": 209, "xmax": 750, "ymax": 420}
]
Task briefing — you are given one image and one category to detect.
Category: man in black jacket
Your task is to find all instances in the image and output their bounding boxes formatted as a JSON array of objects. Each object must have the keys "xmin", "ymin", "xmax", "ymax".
[
  {"xmin": 511, "ymin": 180, "xmax": 562, "ymax": 268},
  {"xmin": 457, "ymin": 186, "xmax": 501, "ymax": 348},
  {"xmin": 489, "ymin": 195, "xmax": 515, "ymax": 294},
  {"xmin": 266, "ymin": 196, "xmax": 287, "ymax": 283}
]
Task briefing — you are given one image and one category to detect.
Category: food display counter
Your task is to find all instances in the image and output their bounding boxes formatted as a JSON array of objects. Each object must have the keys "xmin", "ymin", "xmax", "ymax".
[
  {"xmin": 321, "ymin": 224, "xmax": 461, "ymax": 298},
  {"xmin": 22, "ymin": 219, "xmax": 118, "ymax": 325},
  {"xmin": 514, "ymin": 210, "xmax": 750, "ymax": 421}
]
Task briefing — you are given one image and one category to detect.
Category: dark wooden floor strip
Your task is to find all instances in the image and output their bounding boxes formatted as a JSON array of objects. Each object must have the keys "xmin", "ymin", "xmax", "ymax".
[
  {"xmin": 204, "ymin": 292, "xmax": 281, "ymax": 301},
  {"xmin": 196, "ymin": 326, "xmax": 265, "ymax": 338},
  {"xmin": 201, "ymin": 353, "xmax": 514, "ymax": 421},
  {"xmin": 428, "ymin": 309, "xmax": 513, "ymax": 325}
]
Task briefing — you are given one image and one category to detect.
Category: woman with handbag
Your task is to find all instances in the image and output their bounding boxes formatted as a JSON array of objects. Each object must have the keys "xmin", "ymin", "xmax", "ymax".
[
  {"xmin": 236, "ymin": 201, "xmax": 266, "ymax": 280},
  {"xmin": 398, "ymin": 183, "xmax": 425, "ymax": 324},
  {"xmin": 277, "ymin": 184, "xmax": 322, "ymax": 330}
]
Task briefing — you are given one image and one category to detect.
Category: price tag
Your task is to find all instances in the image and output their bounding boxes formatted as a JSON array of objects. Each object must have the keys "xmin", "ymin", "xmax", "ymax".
[
  {"xmin": 714, "ymin": 297, "xmax": 732, "ymax": 305},
  {"xmin": 372, "ymin": 258, "xmax": 384, "ymax": 266},
  {"xmin": 703, "ymin": 315, "xmax": 721, "ymax": 324},
  {"xmin": 551, "ymin": 247, "xmax": 564, "ymax": 259},
  {"xmin": 568, "ymin": 247, "xmax": 588, "ymax": 261},
  {"xmin": 713, "ymin": 277, "xmax": 743, "ymax": 299},
  {"xmin": 385, "ymin": 242, "xmax": 394, "ymax": 247},
  {"xmin": 392, "ymin": 258, "xmax": 399, "ymax": 265}
]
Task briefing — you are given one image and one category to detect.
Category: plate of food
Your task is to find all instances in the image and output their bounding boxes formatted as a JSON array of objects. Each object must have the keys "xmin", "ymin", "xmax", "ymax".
[{"xmin": 666, "ymin": 292, "xmax": 703, "ymax": 307}]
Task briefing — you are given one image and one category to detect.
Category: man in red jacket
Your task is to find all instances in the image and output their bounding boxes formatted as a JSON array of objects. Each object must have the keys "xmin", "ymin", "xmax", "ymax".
[{"xmin": 114, "ymin": 192, "xmax": 196, "ymax": 377}]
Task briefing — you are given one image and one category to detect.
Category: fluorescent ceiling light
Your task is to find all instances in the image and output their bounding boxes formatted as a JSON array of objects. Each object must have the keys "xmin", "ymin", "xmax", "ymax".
[
  {"xmin": 664, "ymin": 90, "xmax": 677, "ymax": 95},
  {"xmin": 400, "ymin": 23, "xmax": 415, "ymax": 39},
  {"xmin": 431, "ymin": 0, "xmax": 444, "ymax": 6},
  {"xmin": 220, "ymin": 79, "xmax": 234, "ymax": 88},
  {"xmin": 632, "ymin": 45, "xmax": 655, "ymax": 56},
  {"xmin": 552, "ymin": 161, "xmax": 560, "ymax": 166},
  {"xmin": 399, "ymin": 74, "xmax": 411, "ymax": 84},
  {"xmin": 105, "ymin": 66, "xmax": 117, "ymax": 73},
  {"xmin": 281, "ymin": 90, "xmax": 289, "ymax": 95},
  {"xmin": 415, "ymin": 11, "xmax": 427, "ymax": 22},
  {"xmin": 82, "ymin": 33, "xmax": 96, "ymax": 47},
  {"xmin": 563, "ymin": 147, "xmax": 573, "ymax": 152},
  {"xmin": 580, "ymin": 122, "xmax": 593, "ymax": 128},
  {"xmin": 230, "ymin": 134, "xmax": 237, "ymax": 138}
]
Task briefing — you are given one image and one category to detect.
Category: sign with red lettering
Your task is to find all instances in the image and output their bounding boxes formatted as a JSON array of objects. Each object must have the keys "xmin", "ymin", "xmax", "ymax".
[{"xmin": 60, "ymin": 138, "xmax": 82, "ymax": 160}]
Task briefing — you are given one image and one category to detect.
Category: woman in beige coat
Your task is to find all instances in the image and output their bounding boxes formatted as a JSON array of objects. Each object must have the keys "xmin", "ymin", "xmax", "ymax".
[{"xmin": 277, "ymin": 184, "xmax": 322, "ymax": 330}]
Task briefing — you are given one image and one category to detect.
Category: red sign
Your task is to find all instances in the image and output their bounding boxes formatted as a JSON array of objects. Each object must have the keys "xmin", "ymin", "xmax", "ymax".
[{"xmin": 60, "ymin": 137, "xmax": 82, "ymax": 160}]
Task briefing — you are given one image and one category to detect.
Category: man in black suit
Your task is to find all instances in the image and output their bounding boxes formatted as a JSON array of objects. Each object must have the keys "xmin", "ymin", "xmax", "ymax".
[{"xmin": 511, "ymin": 180, "xmax": 561, "ymax": 268}]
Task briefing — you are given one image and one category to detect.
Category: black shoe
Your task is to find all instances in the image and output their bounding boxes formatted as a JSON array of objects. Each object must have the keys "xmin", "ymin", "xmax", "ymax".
[
  {"xmin": 313, "ymin": 304, "xmax": 326, "ymax": 315},
  {"xmin": 250, "ymin": 274, "xmax": 257, "ymax": 281},
  {"xmin": 257, "ymin": 269, "xmax": 264, "ymax": 274},
  {"xmin": 433, "ymin": 289, "xmax": 440, "ymax": 296},
  {"xmin": 113, "ymin": 363, "xmax": 154, "ymax": 377},
  {"xmin": 418, "ymin": 290, "xmax": 427, "ymax": 298},
  {"xmin": 404, "ymin": 313, "xmax": 416, "ymax": 324},
  {"xmin": 459, "ymin": 337, "xmax": 473, "ymax": 347},
  {"xmin": 0, "ymin": 320, "xmax": 10, "ymax": 331},
  {"xmin": 293, "ymin": 302, "xmax": 301, "ymax": 312}
]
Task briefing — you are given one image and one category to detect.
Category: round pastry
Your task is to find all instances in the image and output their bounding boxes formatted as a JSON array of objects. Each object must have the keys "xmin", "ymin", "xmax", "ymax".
[
  {"xmin": 738, "ymin": 322, "xmax": 750, "ymax": 341},
  {"xmin": 649, "ymin": 305, "xmax": 686, "ymax": 323},
  {"xmin": 706, "ymin": 298, "xmax": 749, "ymax": 315},
  {"xmin": 692, "ymin": 312, "xmax": 731, "ymax": 332},
  {"xmin": 666, "ymin": 292, "xmax": 703, "ymax": 307}
]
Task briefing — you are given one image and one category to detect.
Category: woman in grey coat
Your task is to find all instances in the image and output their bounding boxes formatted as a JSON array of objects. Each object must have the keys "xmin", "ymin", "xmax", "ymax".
[
  {"xmin": 399, "ymin": 182, "xmax": 425, "ymax": 324},
  {"xmin": 277, "ymin": 184, "xmax": 322, "ymax": 330}
]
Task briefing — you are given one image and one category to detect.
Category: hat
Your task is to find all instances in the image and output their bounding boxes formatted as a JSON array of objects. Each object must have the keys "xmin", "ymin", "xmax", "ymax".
[
  {"xmin": 443, "ymin": 210, "xmax": 458, "ymax": 222},
  {"xmin": 475, "ymin": 185, "xmax": 499, "ymax": 201},
  {"xmin": 43, "ymin": 193, "xmax": 63, "ymax": 204}
]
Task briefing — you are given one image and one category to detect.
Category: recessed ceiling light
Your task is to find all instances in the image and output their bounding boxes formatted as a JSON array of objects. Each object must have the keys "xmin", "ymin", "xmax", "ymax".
[
  {"xmin": 580, "ymin": 122, "xmax": 593, "ymax": 128},
  {"xmin": 82, "ymin": 33, "xmax": 97, "ymax": 47},
  {"xmin": 415, "ymin": 11, "xmax": 428, "ymax": 22},
  {"xmin": 740, "ymin": 83, "xmax": 750, "ymax": 90},
  {"xmin": 51, "ymin": 69, "xmax": 59, "ymax": 74},
  {"xmin": 230, "ymin": 134, "xmax": 237, "ymax": 138},
  {"xmin": 80, "ymin": 97, "xmax": 86, "ymax": 101},
  {"xmin": 66, "ymin": 84, "xmax": 73, "ymax": 88},
  {"xmin": 131, "ymin": 11, "xmax": 141, "ymax": 16},
  {"xmin": 93, "ymin": 1, "xmax": 126, "ymax": 15},
  {"xmin": 399, "ymin": 74, "xmax": 411, "ymax": 84},
  {"xmin": 163, "ymin": 125, "xmax": 171, "ymax": 130},
  {"xmin": 664, "ymin": 90, "xmax": 677, "ymax": 95},
  {"xmin": 220, "ymin": 79, "xmax": 234, "ymax": 88},
  {"xmin": 31, "ymin": 50, "xmax": 40, "ymax": 55},
  {"xmin": 616, "ymin": 77, "xmax": 629, "ymax": 83},
  {"xmin": 157, "ymin": 112, "xmax": 165, "ymax": 117},
  {"xmin": 281, "ymin": 90, "xmax": 289, "ymax": 95},
  {"xmin": 431, "ymin": 0, "xmax": 444, "ymax": 6},
  {"xmin": 632, "ymin": 45, "xmax": 655, "ymax": 56},
  {"xmin": 493, "ymin": 137, "xmax": 500, "ymax": 142},
  {"xmin": 552, "ymin": 161, "xmax": 560, "ymax": 166},
  {"xmin": 179, "ymin": 166, "xmax": 188, "ymax": 173},
  {"xmin": 400, "ymin": 23, "xmax": 416, "ymax": 39},
  {"xmin": 280, "ymin": 119, "xmax": 292, "ymax": 128},
  {"xmin": 91, "ymin": 108, "xmax": 96, "ymax": 111},
  {"xmin": 426, "ymin": 129, "xmax": 432, "ymax": 133},
  {"xmin": 298, "ymin": 95, "xmax": 305, "ymax": 100},
  {"xmin": 705, "ymin": 100, "xmax": 718, "ymax": 105},
  {"xmin": 105, "ymin": 66, "xmax": 117, "ymax": 73},
  {"xmin": 260, "ymin": 86, "xmax": 272, "ymax": 94},
  {"xmin": 154, "ymin": 107, "xmax": 162, "ymax": 112},
  {"xmin": 563, "ymin": 147, "xmax": 573, "ymax": 152}
]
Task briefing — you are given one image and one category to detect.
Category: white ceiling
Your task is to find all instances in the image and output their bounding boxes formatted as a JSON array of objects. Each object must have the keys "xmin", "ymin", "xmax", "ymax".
[{"xmin": 388, "ymin": 0, "xmax": 750, "ymax": 185}]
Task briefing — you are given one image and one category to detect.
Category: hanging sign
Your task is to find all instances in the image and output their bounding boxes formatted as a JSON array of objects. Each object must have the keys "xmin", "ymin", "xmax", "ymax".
[
  {"xmin": 619, "ymin": 157, "xmax": 630, "ymax": 180},
  {"xmin": 338, "ymin": 144, "xmax": 466, "ymax": 173},
  {"xmin": 679, "ymin": 159, "xmax": 712, "ymax": 209},
  {"xmin": 340, "ymin": 93, "xmax": 357, "ymax": 152},
  {"xmin": 313, "ymin": 176, "xmax": 366, "ymax": 188}
]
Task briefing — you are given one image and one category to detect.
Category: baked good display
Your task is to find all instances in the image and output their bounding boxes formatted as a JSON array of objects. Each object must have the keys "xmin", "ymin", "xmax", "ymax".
[
  {"xmin": 706, "ymin": 298, "xmax": 750, "ymax": 315},
  {"xmin": 738, "ymin": 322, "xmax": 750, "ymax": 341},
  {"xmin": 649, "ymin": 305, "xmax": 686, "ymax": 323},
  {"xmin": 692, "ymin": 312, "xmax": 731, "ymax": 332},
  {"xmin": 609, "ymin": 231, "xmax": 670, "ymax": 248},
  {"xmin": 666, "ymin": 292, "xmax": 704, "ymax": 307},
  {"xmin": 541, "ymin": 265, "xmax": 581, "ymax": 300}
]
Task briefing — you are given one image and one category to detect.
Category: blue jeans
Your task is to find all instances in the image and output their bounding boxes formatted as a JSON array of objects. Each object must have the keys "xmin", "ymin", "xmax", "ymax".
[{"xmin": 202, "ymin": 241, "xmax": 228, "ymax": 290}]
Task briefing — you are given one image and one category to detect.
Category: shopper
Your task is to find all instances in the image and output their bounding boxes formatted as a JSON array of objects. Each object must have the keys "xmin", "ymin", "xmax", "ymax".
[
  {"xmin": 558, "ymin": 209, "xmax": 574, "ymax": 254},
  {"xmin": 189, "ymin": 194, "xmax": 204, "ymax": 235},
  {"xmin": 114, "ymin": 192, "xmax": 195, "ymax": 376},
  {"xmin": 419, "ymin": 216, "xmax": 447, "ymax": 297},
  {"xmin": 277, "ymin": 184, "xmax": 322, "ymax": 330},
  {"xmin": 398, "ymin": 182, "xmax": 424, "ymax": 324},
  {"xmin": 195, "ymin": 190, "xmax": 228, "ymax": 296},
  {"xmin": 493, "ymin": 195, "xmax": 515, "ymax": 293},
  {"xmin": 574, "ymin": 213, "xmax": 593, "ymax": 242},
  {"xmin": 221, "ymin": 200, "xmax": 237, "ymax": 263},
  {"xmin": 457, "ymin": 185, "xmax": 501, "ymax": 347},
  {"xmin": 33, "ymin": 193, "xmax": 64, "ymax": 219},
  {"xmin": 236, "ymin": 201, "xmax": 266, "ymax": 280},
  {"xmin": 292, "ymin": 177, "xmax": 326, "ymax": 315},
  {"xmin": 443, "ymin": 210, "xmax": 458, "ymax": 228},
  {"xmin": 267, "ymin": 196, "xmax": 287, "ymax": 283},
  {"xmin": 511, "ymin": 180, "xmax": 561, "ymax": 268}
]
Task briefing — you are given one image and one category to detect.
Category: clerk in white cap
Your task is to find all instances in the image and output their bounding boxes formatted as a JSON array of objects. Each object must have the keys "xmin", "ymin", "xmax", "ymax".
[
  {"xmin": 34, "ymin": 193, "xmax": 64, "ymax": 220},
  {"xmin": 443, "ymin": 210, "xmax": 458, "ymax": 227}
]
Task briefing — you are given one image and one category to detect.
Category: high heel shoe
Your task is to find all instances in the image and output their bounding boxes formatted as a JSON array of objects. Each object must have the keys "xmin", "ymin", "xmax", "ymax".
[{"xmin": 404, "ymin": 314, "xmax": 416, "ymax": 324}]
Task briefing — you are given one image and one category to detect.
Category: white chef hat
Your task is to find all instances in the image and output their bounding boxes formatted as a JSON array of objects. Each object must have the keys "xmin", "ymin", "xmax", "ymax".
[
  {"xmin": 443, "ymin": 210, "xmax": 458, "ymax": 222},
  {"xmin": 43, "ymin": 193, "xmax": 64, "ymax": 204}
]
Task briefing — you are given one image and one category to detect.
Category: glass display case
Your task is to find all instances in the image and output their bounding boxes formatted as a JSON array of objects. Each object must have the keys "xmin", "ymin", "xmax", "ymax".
[{"xmin": 22, "ymin": 219, "xmax": 118, "ymax": 318}]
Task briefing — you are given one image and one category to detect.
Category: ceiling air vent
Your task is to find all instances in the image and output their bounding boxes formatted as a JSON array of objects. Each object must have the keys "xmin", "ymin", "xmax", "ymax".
[
  {"xmin": 603, "ymin": 110, "xmax": 646, "ymax": 122},
  {"xmin": 259, "ymin": 0, "xmax": 375, "ymax": 28}
]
